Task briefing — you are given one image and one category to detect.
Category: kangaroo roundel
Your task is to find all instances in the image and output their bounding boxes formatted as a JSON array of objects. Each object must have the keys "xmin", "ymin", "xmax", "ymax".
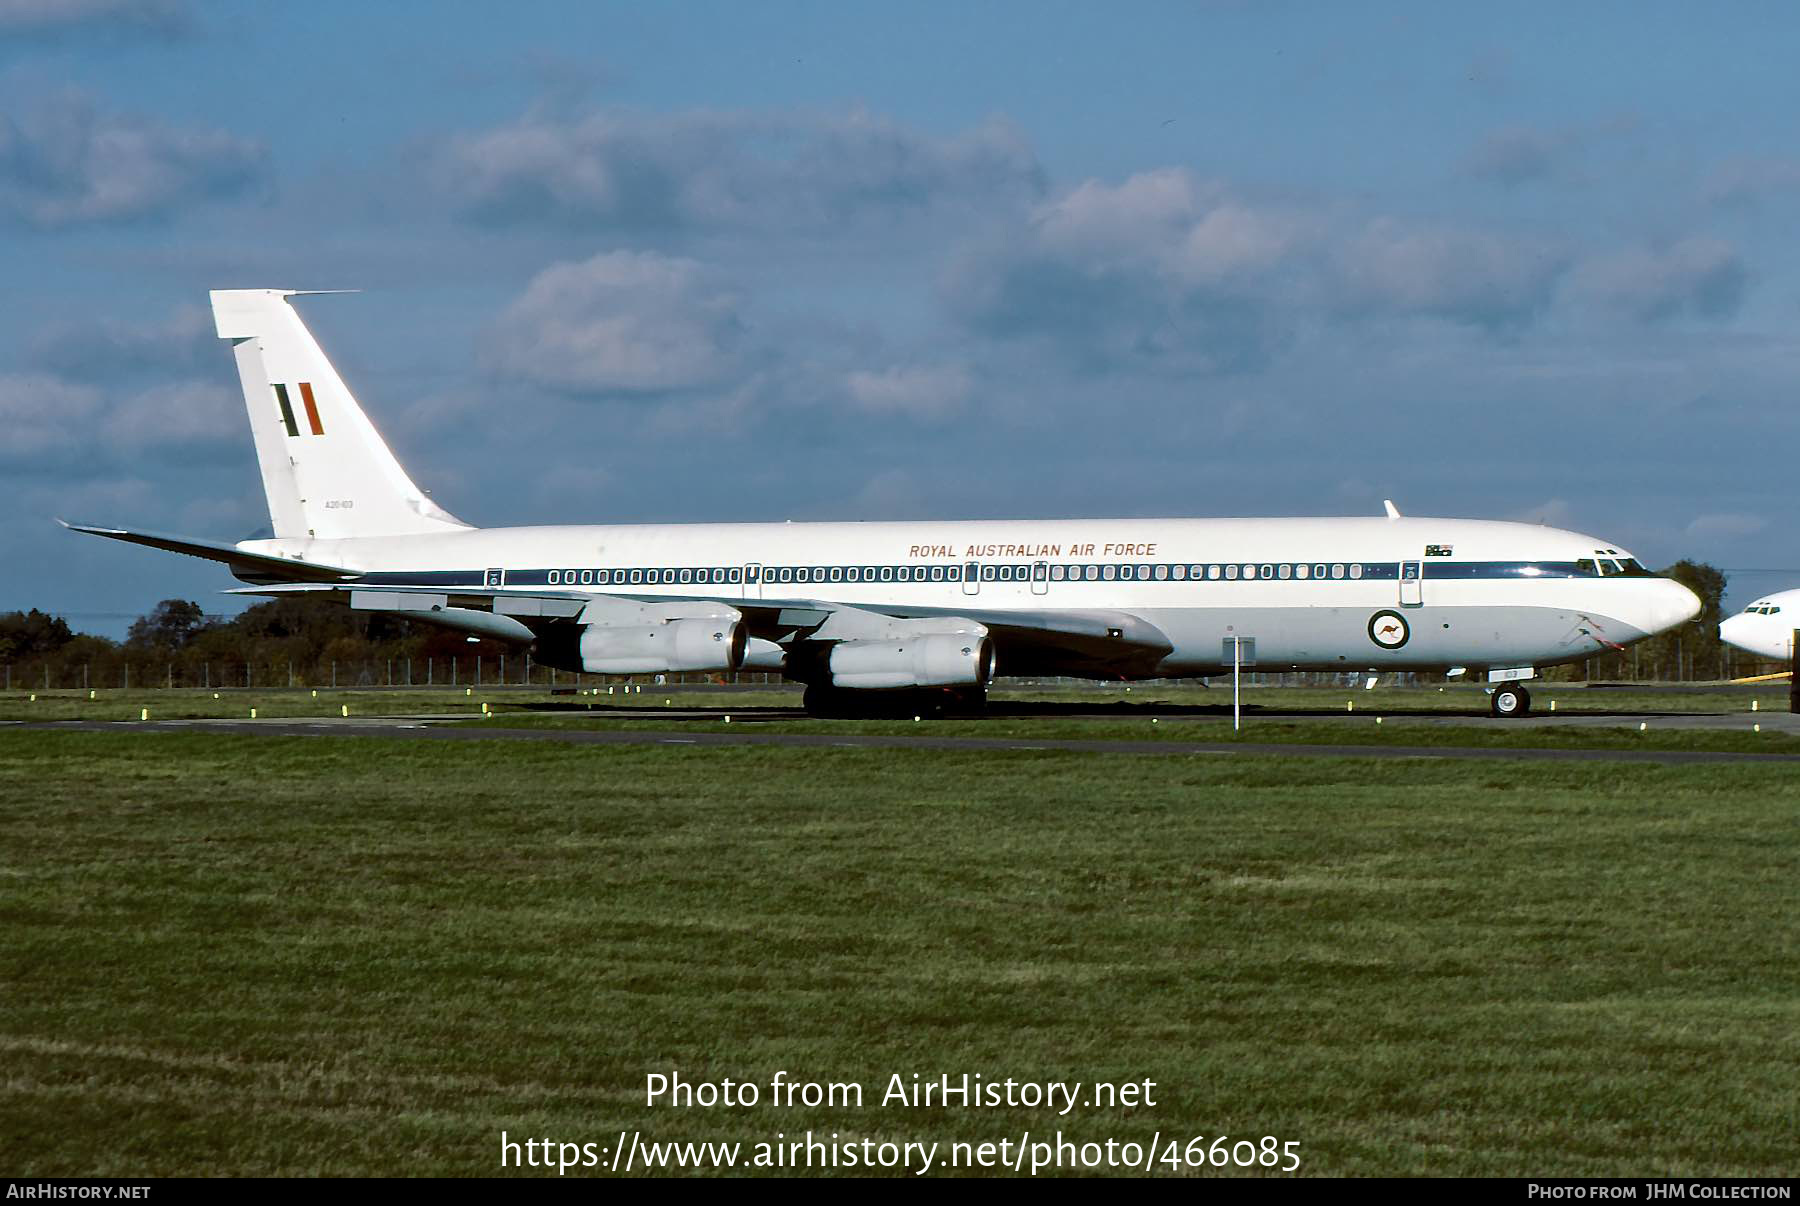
[{"xmin": 1368, "ymin": 610, "xmax": 1410, "ymax": 650}]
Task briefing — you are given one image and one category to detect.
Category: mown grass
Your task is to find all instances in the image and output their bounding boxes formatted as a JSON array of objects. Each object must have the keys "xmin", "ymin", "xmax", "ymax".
[
  {"xmin": 457, "ymin": 711, "xmax": 1800, "ymax": 756},
  {"xmin": 1, "ymin": 730, "xmax": 1796, "ymax": 1177}
]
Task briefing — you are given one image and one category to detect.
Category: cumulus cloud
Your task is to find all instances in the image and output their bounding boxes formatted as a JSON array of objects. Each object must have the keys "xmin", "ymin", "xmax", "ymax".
[
  {"xmin": 0, "ymin": 373, "xmax": 102, "ymax": 462},
  {"xmin": 1033, "ymin": 169, "xmax": 1303, "ymax": 285},
  {"xmin": 1685, "ymin": 513, "xmax": 1767, "ymax": 540},
  {"xmin": 0, "ymin": 371, "xmax": 241, "ymax": 471},
  {"xmin": 0, "ymin": 0, "xmax": 189, "ymax": 38},
  {"xmin": 844, "ymin": 363, "xmax": 971, "ymax": 419},
  {"xmin": 1464, "ymin": 126, "xmax": 1573, "ymax": 187},
  {"xmin": 1703, "ymin": 156, "xmax": 1800, "ymax": 208},
  {"xmin": 0, "ymin": 93, "xmax": 265, "ymax": 226},
  {"xmin": 1573, "ymin": 237, "xmax": 1747, "ymax": 322},
  {"xmin": 104, "ymin": 380, "xmax": 241, "ymax": 454},
  {"xmin": 946, "ymin": 164, "xmax": 1581, "ymax": 374},
  {"xmin": 440, "ymin": 107, "xmax": 1043, "ymax": 232},
  {"xmin": 484, "ymin": 251, "xmax": 745, "ymax": 395},
  {"xmin": 1331, "ymin": 218, "xmax": 1569, "ymax": 330},
  {"xmin": 28, "ymin": 304, "xmax": 214, "ymax": 381},
  {"xmin": 1511, "ymin": 498, "xmax": 1575, "ymax": 527},
  {"xmin": 946, "ymin": 168, "xmax": 1306, "ymax": 374}
]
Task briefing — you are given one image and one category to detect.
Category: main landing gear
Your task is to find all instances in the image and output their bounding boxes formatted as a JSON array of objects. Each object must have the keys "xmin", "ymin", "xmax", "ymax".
[{"xmin": 1489, "ymin": 684, "xmax": 1532, "ymax": 718}]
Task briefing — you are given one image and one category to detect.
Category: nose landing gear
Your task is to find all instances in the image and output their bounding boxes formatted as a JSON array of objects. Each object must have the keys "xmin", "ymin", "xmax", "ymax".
[{"xmin": 1489, "ymin": 684, "xmax": 1532, "ymax": 718}]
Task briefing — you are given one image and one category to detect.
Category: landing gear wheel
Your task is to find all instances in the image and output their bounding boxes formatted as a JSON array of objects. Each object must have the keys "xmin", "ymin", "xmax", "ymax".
[{"xmin": 1490, "ymin": 684, "xmax": 1532, "ymax": 718}]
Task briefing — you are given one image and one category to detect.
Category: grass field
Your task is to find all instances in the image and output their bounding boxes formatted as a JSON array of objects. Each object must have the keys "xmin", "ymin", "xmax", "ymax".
[{"xmin": 2, "ymin": 729, "xmax": 1796, "ymax": 1176}]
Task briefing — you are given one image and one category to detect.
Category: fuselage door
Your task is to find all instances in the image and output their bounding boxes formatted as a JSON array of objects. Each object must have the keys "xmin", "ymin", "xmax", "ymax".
[
  {"xmin": 1399, "ymin": 560, "xmax": 1423, "ymax": 608},
  {"xmin": 744, "ymin": 562, "xmax": 763, "ymax": 601},
  {"xmin": 1031, "ymin": 560, "xmax": 1049, "ymax": 595},
  {"xmin": 963, "ymin": 561, "xmax": 980, "ymax": 596}
]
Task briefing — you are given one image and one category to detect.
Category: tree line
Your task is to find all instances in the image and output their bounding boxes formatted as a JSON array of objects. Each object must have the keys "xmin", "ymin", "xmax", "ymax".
[
  {"xmin": 0, "ymin": 559, "xmax": 1781, "ymax": 690},
  {"xmin": 0, "ymin": 597, "xmax": 534, "ymax": 690}
]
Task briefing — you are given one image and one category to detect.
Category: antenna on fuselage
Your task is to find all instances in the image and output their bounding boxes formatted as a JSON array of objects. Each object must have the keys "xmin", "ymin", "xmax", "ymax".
[{"xmin": 1383, "ymin": 499, "xmax": 1402, "ymax": 519}]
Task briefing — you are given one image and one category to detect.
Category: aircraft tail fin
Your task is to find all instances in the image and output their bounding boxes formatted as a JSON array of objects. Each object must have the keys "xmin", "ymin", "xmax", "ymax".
[{"xmin": 209, "ymin": 289, "xmax": 470, "ymax": 541}]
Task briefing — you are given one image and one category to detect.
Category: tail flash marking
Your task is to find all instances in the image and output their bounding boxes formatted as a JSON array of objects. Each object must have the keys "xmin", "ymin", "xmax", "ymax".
[
  {"xmin": 298, "ymin": 381, "xmax": 325, "ymax": 435},
  {"xmin": 272, "ymin": 383, "xmax": 299, "ymax": 437}
]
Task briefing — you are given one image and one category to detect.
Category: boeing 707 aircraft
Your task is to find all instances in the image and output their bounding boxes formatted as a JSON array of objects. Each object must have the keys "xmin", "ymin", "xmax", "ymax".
[{"xmin": 67, "ymin": 290, "xmax": 1701, "ymax": 718}]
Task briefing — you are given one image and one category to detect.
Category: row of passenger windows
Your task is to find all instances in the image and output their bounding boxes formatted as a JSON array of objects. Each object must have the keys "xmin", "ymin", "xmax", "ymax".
[{"xmin": 541, "ymin": 562, "xmax": 1376, "ymax": 587}]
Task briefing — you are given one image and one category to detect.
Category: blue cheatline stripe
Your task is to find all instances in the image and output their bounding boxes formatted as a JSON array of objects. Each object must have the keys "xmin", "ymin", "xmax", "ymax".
[
  {"xmin": 351, "ymin": 560, "xmax": 1633, "ymax": 590},
  {"xmin": 272, "ymin": 384, "xmax": 299, "ymax": 438}
]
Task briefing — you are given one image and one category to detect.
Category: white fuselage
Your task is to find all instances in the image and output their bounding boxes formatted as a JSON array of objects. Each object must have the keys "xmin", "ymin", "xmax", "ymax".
[
  {"xmin": 243, "ymin": 513, "xmax": 1701, "ymax": 677},
  {"xmin": 1719, "ymin": 589, "xmax": 1799, "ymax": 663}
]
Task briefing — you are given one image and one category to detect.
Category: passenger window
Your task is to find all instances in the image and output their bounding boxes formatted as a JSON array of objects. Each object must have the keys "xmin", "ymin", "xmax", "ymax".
[
  {"xmin": 1331, "ymin": 564, "xmax": 1344, "ymax": 579},
  {"xmin": 1102, "ymin": 565, "xmax": 1116, "ymax": 580},
  {"xmin": 880, "ymin": 566, "xmax": 892, "ymax": 581},
  {"xmin": 931, "ymin": 566, "xmax": 944, "ymax": 581},
  {"xmin": 1052, "ymin": 565, "xmax": 1066, "ymax": 581},
  {"xmin": 1172, "ymin": 565, "xmax": 1185, "ymax": 580},
  {"xmin": 1243, "ymin": 565, "xmax": 1257, "ymax": 580},
  {"xmin": 1296, "ymin": 564, "xmax": 1310, "ymax": 579},
  {"xmin": 948, "ymin": 566, "xmax": 961, "ymax": 581},
  {"xmin": 1137, "ymin": 565, "xmax": 1151, "ymax": 580},
  {"xmin": 1349, "ymin": 564, "xmax": 1362, "ymax": 579},
  {"xmin": 1208, "ymin": 565, "xmax": 1221, "ymax": 580},
  {"xmin": 1225, "ymin": 564, "xmax": 1239, "ymax": 580},
  {"xmin": 830, "ymin": 567, "xmax": 843, "ymax": 582}
]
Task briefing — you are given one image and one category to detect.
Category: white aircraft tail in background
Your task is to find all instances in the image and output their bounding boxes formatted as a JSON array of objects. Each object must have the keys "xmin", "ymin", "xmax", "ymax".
[{"xmin": 210, "ymin": 289, "xmax": 469, "ymax": 542}]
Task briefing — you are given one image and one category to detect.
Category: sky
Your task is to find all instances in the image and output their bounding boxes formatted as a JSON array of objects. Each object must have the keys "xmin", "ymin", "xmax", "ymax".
[{"xmin": 4, "ymin": 0, "xmax": 1800, "ymax": 636}]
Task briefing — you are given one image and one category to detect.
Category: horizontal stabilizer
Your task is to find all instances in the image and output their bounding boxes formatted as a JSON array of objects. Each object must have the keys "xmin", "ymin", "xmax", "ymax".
[{"xmin": 59, "ymin": 520, "xmax": 358, "ymax": 584}]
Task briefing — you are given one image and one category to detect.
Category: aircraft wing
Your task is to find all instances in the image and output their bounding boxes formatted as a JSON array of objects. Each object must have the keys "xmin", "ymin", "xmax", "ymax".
[{"xmin": 232, "ymin": 582, "xmax": 1175, "ymax": 678}]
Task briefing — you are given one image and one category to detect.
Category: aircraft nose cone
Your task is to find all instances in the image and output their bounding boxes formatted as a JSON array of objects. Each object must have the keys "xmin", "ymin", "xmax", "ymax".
[
  {"xmin": 1668, "ymin": 580, "xmax": 1702, "ymax": 627},
  {"xmin": 1648, "ymin": 579, "xmax": 1699, "ymax": 637}
]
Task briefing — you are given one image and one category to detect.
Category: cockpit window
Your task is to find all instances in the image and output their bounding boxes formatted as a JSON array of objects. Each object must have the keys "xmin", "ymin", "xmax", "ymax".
[{"xmin": 1575, "ymin": 558, "xmax": 1598, "ymax": 577}]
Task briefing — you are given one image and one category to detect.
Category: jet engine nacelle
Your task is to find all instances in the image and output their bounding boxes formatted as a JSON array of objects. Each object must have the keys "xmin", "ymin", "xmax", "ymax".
[
  {"xmin": 827, "ymin": 634, "xmax": 995, "ymax": 690},
  {"xmin": 578, "ymin": 618, "xmax": 746, "ymax": 675}
]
